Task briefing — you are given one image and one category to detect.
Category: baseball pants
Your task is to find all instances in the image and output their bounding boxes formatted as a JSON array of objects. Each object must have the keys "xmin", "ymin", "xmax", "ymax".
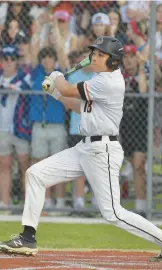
[{"xmin": 22, "ymin": 136, "xmax": 162, "ymax": 247}]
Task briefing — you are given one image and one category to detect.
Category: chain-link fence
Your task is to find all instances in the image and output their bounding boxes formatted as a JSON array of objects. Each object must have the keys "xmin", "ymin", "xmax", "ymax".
[{"xmin": 0, "ymin": 1, "xmax": 162, "ymax": 218}]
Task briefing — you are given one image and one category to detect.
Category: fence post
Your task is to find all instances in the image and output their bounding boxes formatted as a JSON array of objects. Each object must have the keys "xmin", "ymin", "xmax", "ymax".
[{"xmin": 147, "ymin": 1, "xmax": 156, "ymax": 220}]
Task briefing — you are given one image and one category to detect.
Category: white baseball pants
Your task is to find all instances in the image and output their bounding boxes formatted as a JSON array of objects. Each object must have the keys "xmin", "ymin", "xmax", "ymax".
[{"xmin": 22, "ymin": 137, "xmax": 162, "ymax": 247}]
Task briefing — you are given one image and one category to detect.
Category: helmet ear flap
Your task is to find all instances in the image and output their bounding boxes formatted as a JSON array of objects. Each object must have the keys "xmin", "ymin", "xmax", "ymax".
[
  {"xmin": 106, "ymin": 58, "xmax": 112, "ymax": 68},
  {"xmin": 89, "ymin": 51, "xmax": 93, "ymax": 62},
  {"xmin": 106, "ymin": 55, "xmax": 121, "ymax": 69}
]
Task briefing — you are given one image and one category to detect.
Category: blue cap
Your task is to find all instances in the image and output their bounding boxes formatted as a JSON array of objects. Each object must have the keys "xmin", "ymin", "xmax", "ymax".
[{"xmin": 2, "ymin": 45, "xmax": 19, "ymax": 57}]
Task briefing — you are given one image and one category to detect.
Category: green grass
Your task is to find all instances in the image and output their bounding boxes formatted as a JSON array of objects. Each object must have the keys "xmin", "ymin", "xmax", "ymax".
[{"xmin": 0, "ymin": 222, "xmax": 160, "ymax": 250}]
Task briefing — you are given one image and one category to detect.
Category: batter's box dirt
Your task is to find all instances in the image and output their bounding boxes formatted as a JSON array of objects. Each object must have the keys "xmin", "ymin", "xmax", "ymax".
[{"xmin": 0, "ymin": 250, "xmax": 162, "ymax": 270}]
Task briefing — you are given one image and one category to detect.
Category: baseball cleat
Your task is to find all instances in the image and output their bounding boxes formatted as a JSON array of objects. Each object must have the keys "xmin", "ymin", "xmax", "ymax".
[
  {"xmin": 0, "ymin": 234, "xmax": 38, "ymax": 256},
  {"xmin": 150, "ymin": 251, "xmax": 162, "ymax": 262}
]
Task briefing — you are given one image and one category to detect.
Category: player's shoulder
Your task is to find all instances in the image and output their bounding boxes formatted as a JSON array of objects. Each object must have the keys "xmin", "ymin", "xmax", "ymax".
[{"xmin": 94, "ymin": 69, "xmax": 123, "ymax": 83}]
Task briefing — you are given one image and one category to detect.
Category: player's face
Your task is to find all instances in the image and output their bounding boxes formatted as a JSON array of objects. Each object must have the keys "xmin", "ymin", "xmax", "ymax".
[{"xmin": 90, "ymin": 49, "xmax": 109, "ymax": 72}]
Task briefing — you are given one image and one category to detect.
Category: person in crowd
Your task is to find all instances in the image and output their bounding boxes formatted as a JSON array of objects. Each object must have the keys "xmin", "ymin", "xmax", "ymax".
[
  {"xmin": 29, "ymin": 12, "xmax": 72, "ymax": 72},
  {"xmin": 29, "ymin": 1, "xmax": 48, "ymax": 21},
  {"xmin": 0, "ymin": 45, "xmax": 31, "ymax": 208},
  {"xmin": 17, "ymin": 36, "xmax": 32, "ymax": 68},
  {"xmin": 79, "ymin": 12, "xmax": 111, "ymax": 47},
  {"xmin": 1, "ymin": 19, "xmax": 25, "ymax": 46},
  {"xmin": 30, "ymin": 47, "xmax": 67, "ymax": 209},
  {"xmin": 153, "ymin": 4, "xmax": 162, "ymax": 148},
  {"xmin": 117, "ymin": 0, "xmax": 130, "ymax": 24},
  {"xmin": 49, "ymin": 1, "xmax": 77, "ymax": 34},
  {"xmin": 126, "ymin": 19, "xmax": 149, "ymax": 61},
  {"xmin": 120, "ymin": 45, "xmax": 148, "ymax": 217},
  {"xmin": 16, "ymin": 35, "xmax": 33, "ymax": 81},
  {"xmin": 127, "ymin": 0, "xmax": 150, "ymax": 21},
  {"xmin": 45, "ymin": 10, "xmax": 78, "ymax": 71},
  {"xmin": 0, "ymin": 2, "xmax": 8, "ymax": 34},
  {"xmin": 126, "ymin": 19, "xmax": 162, "ymax": 83},
  {"xmin": 155, "ymin": 4, "xmax": 162, "ymax": 63},
  {"xmin": 75, "ymin": 1, "xmax": 119, "ymax": 37},
  {"xmin": 67, "ymin": 48, "xmax": 95, "ymax": 210},
  {"xmin": 108, "ymin": 10, "xmax": 128, "ymax": 44},
  {"xmin": 4, "ymin": 2, "xmax": 32, "ymax": 37}
]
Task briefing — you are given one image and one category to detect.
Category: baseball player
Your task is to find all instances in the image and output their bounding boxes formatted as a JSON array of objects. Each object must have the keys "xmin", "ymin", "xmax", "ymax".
[{"xmin": 0, "ymin": 36, "xmax": 162, "ymax": 262}]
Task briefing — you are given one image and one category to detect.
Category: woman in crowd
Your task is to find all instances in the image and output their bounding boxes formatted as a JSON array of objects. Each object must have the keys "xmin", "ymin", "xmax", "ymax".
[
  {"xmin": 79, "ymin": 12, "xmax": 111, "ymax": 47},
  {"xmin": 108, "ymin": 10, "xmax": 128, "ymax": 45},
  {"xmin": 155, "ymin": 4, "xmax": 162, "ymax": 65},
  {"xmin": 126, "ymin": 19, "xmax": 149, "ymax": 61},
  {"xmin": 1, "ymin": 19, "xmax": 25, "ymax": 46},
  {"xmin": 5, "ymin": 2, "xmax": 32, "ymax": 37}
]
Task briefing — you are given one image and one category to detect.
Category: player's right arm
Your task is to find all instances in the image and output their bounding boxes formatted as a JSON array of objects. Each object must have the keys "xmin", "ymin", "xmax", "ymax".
[
  {"xmin": 59, "ymin": 96, "xmax": 81, "ymax": 114},
  {"xmin": 45, "ymin": 86, "xmax": 81, "ymax": 114}
]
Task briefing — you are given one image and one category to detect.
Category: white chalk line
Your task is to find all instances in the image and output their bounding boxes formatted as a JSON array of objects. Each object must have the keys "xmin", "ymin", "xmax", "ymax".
[
  {"xmin": 0, "ymin": 214, "xmax": 162, "ymax": 226},
  {"xmin": 38, "ymin": 253, "xmax": 151, "ymax": 259},
  {"xmin": 41, "ymin": 259, "xmax": 152, "ymax": 266}
]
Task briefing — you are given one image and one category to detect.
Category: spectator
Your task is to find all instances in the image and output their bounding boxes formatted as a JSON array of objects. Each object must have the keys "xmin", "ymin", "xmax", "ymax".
[
  {"xmin": 1, "ymin": 18, "xmax": 25, "ymax": 46},
  {"xmin": 49, "ymin": 1, "xmax": 76, "ymax": 34},
  {"xmin": 30, "ymin": 12, "xmax": 72, "ymax": 72},
  {"xmin": 50, "ymin": 11, "xmax": 78, "ymax": 57},
  {"xmin": 126, "ymin": 19, "xmax": 149, "ymax": 60},
  {"xmin": 79, "ymin": 12, "xmax": 111, "ymax": 47},
  {"xmin": 127, "ymin": 0, "xmax": 150, "ymax": 22},
  {"xmin": 67, "ymin": 48, "xmax": 95, "ymax": 210},
  {"xmin": 5, "ymin": 2, "xmax": 32, "ymax": 37},
  {"xmin": 0, "ymin": 45, "xmax": 31, "ymax": 208},
  {"xmin": 76, "ymin": 1, "xmax": 119, "ymax": 36},
  {"xmin": 126, "ymin": 19, "xmax": 162, "ymax": 83},
  {"xmin": 29, "ymin": 1, "xmax": 48, "ymax": 20},
  {"xmin": 108, "ymin": 10, "xmax": 128, "ymax": 44},
  {"xmin": 120, "ymin": 45, "xmax": 148, "ymax": 217},
  {"xmin": 153, "ymin": 4, "xmax": 162, "ymax": 148},
  {"xmin": 155, "ymin": 4, "xmax": 162, "ymax": 63},
  {"xmin": 30, "ymin": 47, "xmax": 68, "ymax": 209},
  {"xmin": 117, "ymin": 0, "xmax": 130, "ymax": 24},
  {"xmin": 16, "ymin": 35, "xmax": 32, "ymax": 75},
  {"xmin": 0, "ymin": 2, "xmax": 8, "ymax": 34}
]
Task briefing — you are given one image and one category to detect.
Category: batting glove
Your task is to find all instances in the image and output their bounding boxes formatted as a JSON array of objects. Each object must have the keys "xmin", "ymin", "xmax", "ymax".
[
  {"xmin": 49, "ymin": 71, "xmax": 64, "ymax": 81},
  {"xmin": 50, "ymin": 88, "xmax": 62, "ymax": 100},
  {"xmin": 42, "ymin": 72, "xmax": 64, "ymax": 93},
  {"xmin": 42, "ymin": 76, "xmax": 55, "ymax": 93}
]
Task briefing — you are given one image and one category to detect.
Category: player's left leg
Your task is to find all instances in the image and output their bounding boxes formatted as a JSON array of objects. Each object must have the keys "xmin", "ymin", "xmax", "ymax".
[
  {"xmin": 0, "ymin": 145, "xmax": 84, "ymax": 256},
  {"xmin": 81, "ymin": 139, "xmax": 162, "ymax": 260}
]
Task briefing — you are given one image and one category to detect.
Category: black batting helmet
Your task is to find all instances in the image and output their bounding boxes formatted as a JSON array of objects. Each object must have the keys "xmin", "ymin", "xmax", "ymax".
[{"xmin": 88, "ymin": 36, "xmax": 123, "ymax": 69}]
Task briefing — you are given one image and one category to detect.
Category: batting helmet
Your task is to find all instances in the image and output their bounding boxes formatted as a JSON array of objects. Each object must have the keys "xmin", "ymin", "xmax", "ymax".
[{"xmin": 88, "ymin": 36, "xmax": 123, "ymax": 69}]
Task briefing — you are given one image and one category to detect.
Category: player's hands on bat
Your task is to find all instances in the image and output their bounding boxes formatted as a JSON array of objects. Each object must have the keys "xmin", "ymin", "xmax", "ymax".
[
  {"xmin": 42, "ymin": 71, "xmax": 64, "ymax": 93},
  {"xmin": 42, "ymin": 76, "xmax": 55, "ymax": 93}
]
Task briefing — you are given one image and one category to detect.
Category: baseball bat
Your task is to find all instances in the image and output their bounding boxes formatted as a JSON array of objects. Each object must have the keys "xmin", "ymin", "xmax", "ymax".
[
  {"xmin": 42, "ymin": 56, "xmax": 91, "ymax": 92},
  {"xmin": 64, "ymin": 56, "xmax": 91, "ymax": 76}
]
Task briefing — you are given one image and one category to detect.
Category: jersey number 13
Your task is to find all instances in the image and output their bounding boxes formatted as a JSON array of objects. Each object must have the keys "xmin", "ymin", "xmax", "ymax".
[{"xmin": 84, "ymin": 101, "xmax": 93, "ymax": 113}]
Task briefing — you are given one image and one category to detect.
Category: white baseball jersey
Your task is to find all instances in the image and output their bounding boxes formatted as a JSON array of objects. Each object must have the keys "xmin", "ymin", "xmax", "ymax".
[{"xmin": 77, "ymin": 69, "xmax": 125, "ymax": 136}]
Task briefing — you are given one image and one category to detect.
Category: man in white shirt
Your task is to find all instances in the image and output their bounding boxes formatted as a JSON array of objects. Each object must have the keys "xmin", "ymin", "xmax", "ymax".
[
  {"xmin": 0, "ymin": 46, "xmax": 30, "ymax": 209},
  {"xmin": 1, "ymin": 36, "xmax": 162, "ymax": 262},
  {"xmin": 127, "ymin": 0, "xmax": 150, "ymax": 21}
]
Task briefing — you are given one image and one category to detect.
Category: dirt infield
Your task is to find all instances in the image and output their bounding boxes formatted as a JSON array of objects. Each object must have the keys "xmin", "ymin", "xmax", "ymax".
[{"xmin": 0, "ymin": 250, "xmax": 162, "ymax": 270}]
